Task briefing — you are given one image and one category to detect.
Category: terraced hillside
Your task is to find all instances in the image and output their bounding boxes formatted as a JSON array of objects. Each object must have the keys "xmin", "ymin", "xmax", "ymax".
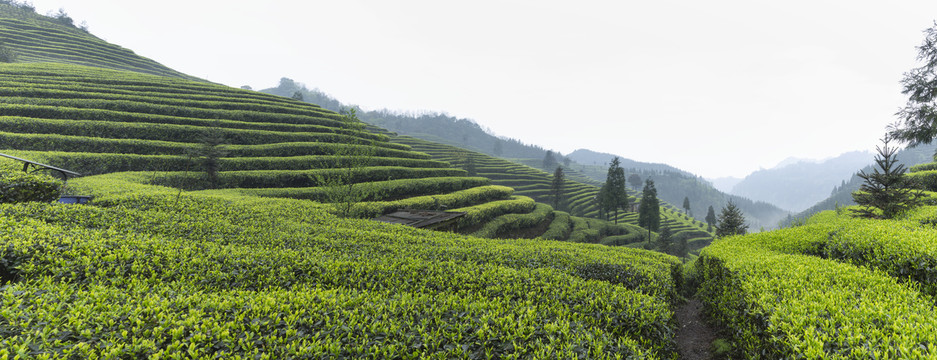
[
  {"xmin": 0, "ymin": 62, "xmax": 557, "ymax": 237},
  {"xmin": 0, "ymin": 59, "xmax": 688, "ymax": 360},
  {"xmin": 393, "ymin": 135, "xmax": 713, "ymax": 249},
  {"xmin": 0, "ymin": 163, "xmax": 688, "ymax": 358},
  {"xmin": 0, "ymin": 3, "xmax": 197, "ymax": 80}
]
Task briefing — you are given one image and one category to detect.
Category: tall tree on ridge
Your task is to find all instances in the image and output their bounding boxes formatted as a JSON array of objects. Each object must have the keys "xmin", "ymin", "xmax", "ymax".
[
  {"xmin": 657, "ymin": 225, "xmax": 673, "ymax": 254},
  {"xmin": 682, "ymin": 196, "xmax": 691, "ymax": 216},
  {"xmin": 705, "ymin": 205, "xmax": 717, "ymax": 228},
  {"xmin": 638, "ymin": 179, "xmax": 660, "ymax": 233},
  {"xmin": 599, "ymin": 157, "xmax": 629, "ymax": 223},
  {"xmin": 551, "ymin": 166, "xmax": 568, "ymax": 211}
]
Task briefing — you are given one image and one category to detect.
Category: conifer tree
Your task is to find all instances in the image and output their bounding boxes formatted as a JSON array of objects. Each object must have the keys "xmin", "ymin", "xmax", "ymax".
[
  {"xmin": 599, "ymin": 157, "xmax": 629, "ymax": 223},
  {"xmin": 891, "ymin": 22, "xmax": 937, "ymax": 145},
  {"xmin": 542, "ymin": 151, "xmax": 558, "ymax": 170},
  {"xmin": 705, "ymin": 205, "xmax": 717, "ymax": 227},
  {"xmin": 674, "ymin": 235, "xmax": 689, "ymax": 261},
  {"xmin": 715, "ymin": 201, "xmax": 748, "ymax": 238},
  {"xmin": 682, "ymin": 196, "xmax": 691, "ymax": 215},
  {"xmin": 657, "ymin": 225, "xmax": 672, "ymax": 254},
  {"xmin": 638, "ymin": 179, "xmax": 660, "ymax": 232},
  {"xmin": 628, "ymin": 174, "xmax": 642, "ymax": 191},
  {"xmin": 851, "ymin": 136, "xmax": 924, "ymax": 219},
  {"xmin": 551, "ymin": 166, "xmax": 567, "ymax": 211}
]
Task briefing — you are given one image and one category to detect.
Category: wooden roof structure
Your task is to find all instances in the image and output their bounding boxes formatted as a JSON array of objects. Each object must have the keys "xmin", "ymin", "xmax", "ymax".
[
  {"xmin": 0, "ymin": 152, "xmax": 81, "ymax": 180},
  {"xmin": 374, "ymin": 209, "xmax": 467, "ymax": 231}
]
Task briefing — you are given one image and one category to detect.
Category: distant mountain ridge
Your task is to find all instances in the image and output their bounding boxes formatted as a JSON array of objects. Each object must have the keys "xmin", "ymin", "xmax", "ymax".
[
  {"xmin": 263, "ymin": 78, "xmax": 553, "ymax": 160},
  {"xmin": 566, "ymin": 149, "xmax": 693, "ymax": 176},
  {"xmin": 791, "ymin": 143, "xmax": 937, "ymax": 223},
  {"xmin": 730, "ymin": 151, "xmax": 873, "ymax": 213}
]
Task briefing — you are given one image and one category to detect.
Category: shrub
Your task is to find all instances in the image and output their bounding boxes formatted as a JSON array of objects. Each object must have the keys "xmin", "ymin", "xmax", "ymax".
[{"xmin": 0, "ymin": 171, "xmax": 62, "ymax": 203}]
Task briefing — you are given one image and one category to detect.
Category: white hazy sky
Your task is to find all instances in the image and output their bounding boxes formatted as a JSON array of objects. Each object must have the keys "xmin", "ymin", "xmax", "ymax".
[{"xmin": 26, "ymin": 0, "xmax": 937, "ymax": 178}]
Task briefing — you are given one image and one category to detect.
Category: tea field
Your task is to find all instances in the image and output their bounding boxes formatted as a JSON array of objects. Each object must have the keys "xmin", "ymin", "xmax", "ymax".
[
  {"xmin": 0, "ymin": 173, "xmax": 686, "ymax": 358},
  {"xmin": 697, "ymin": 187, "xmax": 937, "ymax": 358}
]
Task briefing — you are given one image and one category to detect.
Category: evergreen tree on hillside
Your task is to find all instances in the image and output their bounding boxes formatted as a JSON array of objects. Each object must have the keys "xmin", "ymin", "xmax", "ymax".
[
  {"xmin": 596, "ymin": 185, "xmax": 612, "ymax": 221},
  {"xmin": 543, "ymin": 151, "xmax": 558, "ymax": 170},
  {"xmin": 851, "ymin": 136, "xmax": 924, "ymax": 219},
  {"xmin": 674, "ymin": 234, "xmax": 689, "ymax": 261},
  {"xmin": 715, "ymin": 201, "xmax": 748, "ymax": 238},
  {"xmin": 657, "ymin": 225, "xmax": 672, "ymax": 254},
  {"xmin": 551, "ymin": 166, "xmax": 568, "ymax": 211},
  {"xmin": 682, "ymin": 196, "xmax": 691, "ymax": 215},
  {"xmin": 705, "ymin": 205, "xmax": 717, "ymax": 227},
  {"xmin": 891, "ymin": 22, "xmax": 937, "ymax": 145},
  {"xmin": 599, "ymin": 157, "xmax": 629, "ymax": 223},
  {"xmin": 628, "ymin": 174, "xmax": 642, "ymax": 190},
  {"xmin": 638, "ymin": 179, "xmax": 660, "ymax": 232}
]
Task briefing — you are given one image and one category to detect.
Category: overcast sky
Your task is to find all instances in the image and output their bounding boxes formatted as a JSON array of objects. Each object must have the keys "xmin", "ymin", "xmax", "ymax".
[{"xmin": 26, "ymin": 0, "xmax": 937, "ymax": 178}]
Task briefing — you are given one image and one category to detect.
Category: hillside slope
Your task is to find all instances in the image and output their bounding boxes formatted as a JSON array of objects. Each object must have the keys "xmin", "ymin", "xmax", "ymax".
[
  {"xmin": 568, "ymin": 152, "xmax": 789, "ymax": 230},
  {"xmin": 0, "ymin": 62, "xmax": 559, "ymax": 238},
  {"xmin": 0, "ymin": 3, "xmax": 198, "ymax": 80},
  {"xmin": 263, "ymin": 78, "xmax": 552, "ymax": 159},
  {"xmin": 791, "ymin": 142, "xmax": 937, "ymax": 223},
  {"xmin": 390, "ymin": 134, "xmax": 714, "ymax": 249}
]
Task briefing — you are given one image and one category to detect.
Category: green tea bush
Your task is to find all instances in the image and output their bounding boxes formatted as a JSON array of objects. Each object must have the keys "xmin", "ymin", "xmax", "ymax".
[
  {"xmin": 0, "ymin": 170, "xmax": 62, "ymax": 203},
  {"xmin": 540, "ymin": 211, "xmax": 572, "ymax": 240},
  {"xmin": 453, "ymin": 196, "xmax": 537, "ymax": 229},
  {"xmin": 698, "ymin": 237, "xmax": 937, "ymax": 359},
  {"xmin": 471, "ymin": 203, "xmax": 554, "ymax": 238},
  {"xmin": 230, "ymin": 177, "xmax": 491, "ymax": 203}
]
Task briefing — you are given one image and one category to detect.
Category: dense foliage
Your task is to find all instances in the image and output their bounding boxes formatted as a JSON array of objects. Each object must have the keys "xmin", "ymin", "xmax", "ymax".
[
  {"xmin": 0, "ymin": 175, "xmax": 685, "ymax": 358},
  {"xmin": 698, "ymin": 193, "xmax": 937, "ymax": 358},
  {"xmin": 0, "ymin": 170, "xmax": 62, "ymax": 203}
]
